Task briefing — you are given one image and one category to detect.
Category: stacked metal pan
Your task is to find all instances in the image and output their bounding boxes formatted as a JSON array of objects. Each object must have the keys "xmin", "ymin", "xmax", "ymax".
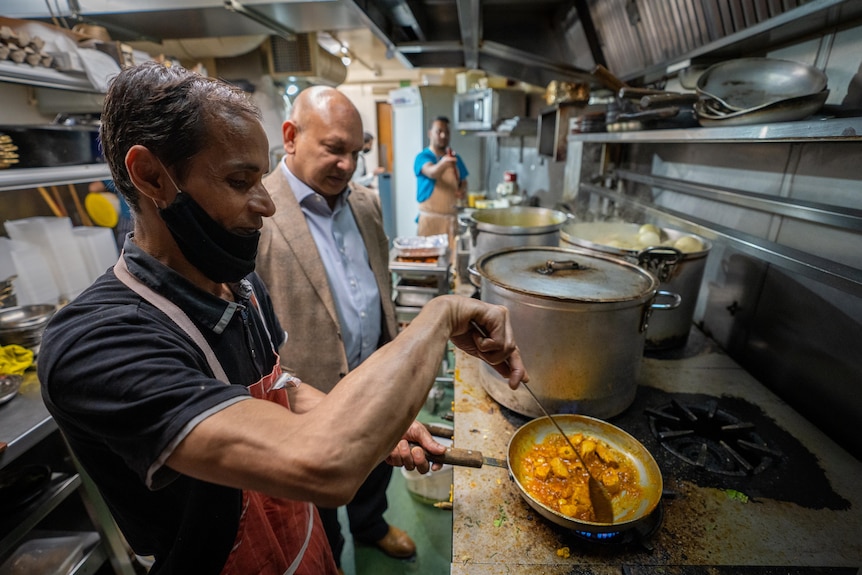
[{"xmin": 694, "ymin": 58, "xmax": 829, "ymax": 126}]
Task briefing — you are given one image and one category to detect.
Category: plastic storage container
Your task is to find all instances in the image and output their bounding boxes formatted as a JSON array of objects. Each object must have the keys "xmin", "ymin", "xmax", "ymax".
[
  {"xmin": 0, "ymin": 532, "xmax": 100, "ymax": 575},
  {"xmin": 393, "ymin": 234, "xmax": 448, "ymax": 258}
]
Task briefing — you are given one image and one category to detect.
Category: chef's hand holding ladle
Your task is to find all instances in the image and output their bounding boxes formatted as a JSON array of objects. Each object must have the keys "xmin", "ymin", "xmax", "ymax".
[{"xmin": 465, "ymin": 317, "xmax": 529, "ymax": 389}]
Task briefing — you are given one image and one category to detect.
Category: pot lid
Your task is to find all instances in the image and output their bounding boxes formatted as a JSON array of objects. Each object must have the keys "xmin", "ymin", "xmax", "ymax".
[{"xmin": 475, "ymin": 246, "xmax": 657, "ymax": 302}]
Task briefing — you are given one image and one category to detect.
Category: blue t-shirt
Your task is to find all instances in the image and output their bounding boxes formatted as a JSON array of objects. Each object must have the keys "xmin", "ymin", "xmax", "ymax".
[{"xmin": 414, "ymin": 147, "xmax": 469, "ymax": 204}]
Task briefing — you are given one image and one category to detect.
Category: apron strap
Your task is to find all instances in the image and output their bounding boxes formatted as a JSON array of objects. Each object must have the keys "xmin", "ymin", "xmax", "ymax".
[
  {"xmin": 246, "ymin": 287, "xmax": 277, "ymax": 355},
  {"xmin": 285, "ymin": 504, "xmax": 316, "ymax": 575},
  {"xmin": 114, "ymin": 254, "xmax": 230, "ymax": 384}
]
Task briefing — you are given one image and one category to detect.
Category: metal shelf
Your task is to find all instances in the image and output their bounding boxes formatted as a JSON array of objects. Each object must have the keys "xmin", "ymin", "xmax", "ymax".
[
  {"xmin": 0, "ymin": 60, "xmax": 98, "ymax": 93},
  {"xmin": 0, "ymin": 473, "xmax": 82, "ymax": 557},
  {"xmin": 0, "ymin": 164, "xmax": 112, "ymax": 193},
  {"xmin": 567, "ymin": 116, "xmax": 862, "ymax": 144},
  {"xmin": 615, "ymin": 169, "xmax": 862, "ymax": 232},
  {"xmin": 579, "ymin": 182, "xmax": 862, "ymax": 296},
  {"xmin": 0, "ymin": 372, "xmax": 57, "ymax": 468}
]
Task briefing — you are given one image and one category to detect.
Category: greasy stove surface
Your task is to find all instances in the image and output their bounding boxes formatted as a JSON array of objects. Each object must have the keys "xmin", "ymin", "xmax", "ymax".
[{"xmin": 450, "ymin": 332, "xmax": 862, "ymax": 575}]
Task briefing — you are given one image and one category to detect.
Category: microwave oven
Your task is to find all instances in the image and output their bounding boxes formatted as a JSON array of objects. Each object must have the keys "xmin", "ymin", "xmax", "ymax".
[{"xmin": 453, "ymin": 89, "xmax": 527, "ymax": 131}]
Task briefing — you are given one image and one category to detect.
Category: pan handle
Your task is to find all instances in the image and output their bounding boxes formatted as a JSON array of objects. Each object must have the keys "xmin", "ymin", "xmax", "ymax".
[
  {"xmin": 422, "ymin": 422, "xmax": 454, "ymax": 439},
  {"xmin": 425, "ymin": 446, "xmax": 485, "ymax": 468},
  {"xmin": 467, "ymin": 263, "xmax": 482, "ymax": 288}
]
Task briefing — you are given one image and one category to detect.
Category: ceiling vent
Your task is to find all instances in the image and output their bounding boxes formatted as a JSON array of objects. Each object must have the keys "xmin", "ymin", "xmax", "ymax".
[{"xmin": 262, "ymin": 33, "xmax": 347, "ymax": 87}]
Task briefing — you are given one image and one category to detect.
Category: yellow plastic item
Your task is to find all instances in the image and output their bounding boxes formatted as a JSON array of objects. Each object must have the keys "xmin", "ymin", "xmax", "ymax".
[
  {"xmin": 85, "ymin": 192, "xmax": 119, "ymax": 228},
  {"xmin": 0, "ymin": 344, "xmax": 34, "ymax": 375}
]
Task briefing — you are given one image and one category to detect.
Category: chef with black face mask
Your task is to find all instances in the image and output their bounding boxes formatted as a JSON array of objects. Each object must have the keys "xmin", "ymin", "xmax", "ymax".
[{"xmin": 37, "ymin": 61, "xmax": 529, "ymax": 575}]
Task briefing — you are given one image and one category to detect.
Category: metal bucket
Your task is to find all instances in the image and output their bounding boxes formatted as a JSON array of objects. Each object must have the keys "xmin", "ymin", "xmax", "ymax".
[{"xmin": 561, "ymin": 221, "xmax": 711, "ymax": 350}]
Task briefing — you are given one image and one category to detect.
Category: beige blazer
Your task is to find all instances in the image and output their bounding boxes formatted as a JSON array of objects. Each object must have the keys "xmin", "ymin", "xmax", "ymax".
[{"xmin": 256, "ymin": 165, "xmax": 397, "ymax": 393}]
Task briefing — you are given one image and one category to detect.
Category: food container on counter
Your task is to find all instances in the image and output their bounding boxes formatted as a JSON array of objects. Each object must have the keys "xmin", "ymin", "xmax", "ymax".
[
  {"xmin": 393, "ymin": 234, "xmax": 448, "ymax": 258},
  {"xmin": 561, "ymin": 221, "xmax": 711, "ymax": 350},
  {"xmin": 470, "ymin": 246, "xmax": 680, "ymax": 419},
  {"xmin": 466, "ymin": 206, "xmax": 569, "ymax": 267}
]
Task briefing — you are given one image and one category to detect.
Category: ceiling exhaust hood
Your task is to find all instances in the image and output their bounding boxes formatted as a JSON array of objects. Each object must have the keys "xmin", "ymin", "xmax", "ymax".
[
  {"xmin": 344, "ymin": 0, "xmax": 601, "ymax": 88},
  {"xmin": 261, "ymin": 33, "xmax": 347, "ymax": 87}
]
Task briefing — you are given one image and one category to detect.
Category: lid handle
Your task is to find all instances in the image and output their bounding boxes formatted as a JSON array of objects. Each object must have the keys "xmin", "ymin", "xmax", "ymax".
[{"xmin": 536, "ymin": 259, "xmax": 581, "ymax": 275}]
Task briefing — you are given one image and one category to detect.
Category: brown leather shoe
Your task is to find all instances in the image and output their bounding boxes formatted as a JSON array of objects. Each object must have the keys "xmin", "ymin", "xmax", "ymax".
[{"xmin": 374, "ymin": 525, "xmax": 416, "ymax": 559}]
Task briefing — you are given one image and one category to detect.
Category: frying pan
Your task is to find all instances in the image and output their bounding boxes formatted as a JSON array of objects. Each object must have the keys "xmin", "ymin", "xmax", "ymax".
[
  {"xmin": 694, "ymin": 89, "xmax": 829, "ymax": 127},
  {"xmin": 696, "ymin": 58, "xmax": 828, "ymax": 112},
  {"xmin": 428, "ymin": 414, "xmax": 663, "ymax": 534}
]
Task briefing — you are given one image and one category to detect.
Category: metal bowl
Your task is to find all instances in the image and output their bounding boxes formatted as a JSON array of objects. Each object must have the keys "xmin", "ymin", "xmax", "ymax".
[
  {"xmin": 0, "ymin": 374, "xmax": 23, "ymax": 406},
  {"xmin": 0, "ymin": 304, "xmax": 56, "ymax": 349}
]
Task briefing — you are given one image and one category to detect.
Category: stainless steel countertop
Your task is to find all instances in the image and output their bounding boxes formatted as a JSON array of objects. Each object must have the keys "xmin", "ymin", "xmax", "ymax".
[{"xmin": 450, "ymin": 329, "xmax": 862, "ymax": 574}]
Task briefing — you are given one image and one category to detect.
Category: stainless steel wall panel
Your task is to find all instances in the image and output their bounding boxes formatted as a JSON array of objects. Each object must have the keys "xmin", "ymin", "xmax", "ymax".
[{"xmin": 741, "ymin": 267, "xmax": 862, "ymax": 460}]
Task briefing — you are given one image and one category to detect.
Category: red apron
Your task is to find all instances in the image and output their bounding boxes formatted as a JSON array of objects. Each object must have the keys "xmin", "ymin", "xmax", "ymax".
[{"xmin": 114, "ymin": 256, "xmax": 337, "ymax": 575}]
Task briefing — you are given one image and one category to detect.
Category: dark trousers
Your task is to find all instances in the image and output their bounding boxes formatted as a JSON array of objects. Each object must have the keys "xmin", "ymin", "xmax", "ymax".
[{"xmin": 318, "ymin": 460, "xmax": 393, "ymax": 566}]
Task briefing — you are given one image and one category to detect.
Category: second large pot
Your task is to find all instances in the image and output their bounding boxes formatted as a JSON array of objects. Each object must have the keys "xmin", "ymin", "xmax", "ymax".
[
  {"xmin": 561, "ymin": 221, "xmax": 711, "ymax": 350},
  {"xmin": 472, "ymin": 246, "xmax": 680, "ymax": 419},
  {"xmin": 467, "ymin": 206, "xmax": 568, "ymax": 266}
]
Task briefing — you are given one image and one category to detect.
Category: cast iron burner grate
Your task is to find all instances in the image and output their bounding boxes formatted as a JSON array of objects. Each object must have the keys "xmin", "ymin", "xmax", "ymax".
[
  {"xmin": 647, "ymin": 399, "xmax": 781, "ymax": 476},
  {"xmin": 571, "ymin": 500, "xmax": 664, "ymax": 551}
]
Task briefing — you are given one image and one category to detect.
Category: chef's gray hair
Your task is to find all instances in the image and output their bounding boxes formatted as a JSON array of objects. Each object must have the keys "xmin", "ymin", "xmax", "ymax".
[{"xmin": 99, "ymin": 61, "xmax": 261, "ymax": 212}]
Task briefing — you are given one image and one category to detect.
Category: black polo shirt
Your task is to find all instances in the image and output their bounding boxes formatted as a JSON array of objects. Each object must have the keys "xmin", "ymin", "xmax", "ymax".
[{"xmin": 39, "ymin": 236, "xmax": 286, "ymax": 575}]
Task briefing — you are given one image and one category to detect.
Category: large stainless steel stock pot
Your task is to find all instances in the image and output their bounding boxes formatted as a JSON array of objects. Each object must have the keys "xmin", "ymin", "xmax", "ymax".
[
  {"xmin": 470, "ymin": 246, "xmax": 680, "ymax": 418},
  {"xmin": 560, "ymin": 221, "xmax": 711, "ymax": 350},
  {"xmin": 467, "ymin": 207, "xmax": 569, "ymax": 267}
]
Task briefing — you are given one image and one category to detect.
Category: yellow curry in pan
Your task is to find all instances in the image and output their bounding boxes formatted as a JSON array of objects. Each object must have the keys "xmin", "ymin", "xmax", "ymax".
[{"xmin": 519, "ymin": 432, "xmax": 641, "ymax": 522}]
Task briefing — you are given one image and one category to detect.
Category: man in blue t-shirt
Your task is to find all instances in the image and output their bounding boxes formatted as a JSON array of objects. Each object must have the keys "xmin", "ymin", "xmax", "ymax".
[{"xmin": 413, "ymin": 116, "xmax": 468, "ymax": 251}]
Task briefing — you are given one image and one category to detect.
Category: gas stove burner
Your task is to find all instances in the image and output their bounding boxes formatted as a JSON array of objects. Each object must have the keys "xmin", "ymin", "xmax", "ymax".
[
  {"xmin": 647, "ymin": 399, "xmax": 781, "ymax": 476},
  {"xmin": 571, "ymin": 500, "xmax": 663, "ymax": 550}
]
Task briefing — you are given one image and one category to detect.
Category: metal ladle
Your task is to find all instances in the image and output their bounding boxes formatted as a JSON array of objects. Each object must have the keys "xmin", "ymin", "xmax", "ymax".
[{"xmin": 469, "ymin": 320, "xmax": 615, "ymax": 524}]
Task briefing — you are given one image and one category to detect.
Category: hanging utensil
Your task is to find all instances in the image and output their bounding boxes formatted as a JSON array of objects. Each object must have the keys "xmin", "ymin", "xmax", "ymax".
[
  {"xmin": 468, "ymin": 319, "xmax": 614, "ymax": 523},
  {"xmin": 36, "ymin": 186, "xmax": 64, "ymax": 218},
  {"xmin": 67, "ymin": 183, "xmax": 93, "ymax": 226}
]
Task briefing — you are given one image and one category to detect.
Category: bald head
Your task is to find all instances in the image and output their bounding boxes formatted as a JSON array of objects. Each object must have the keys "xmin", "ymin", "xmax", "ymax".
[
  {"xmin": 282, "ymin": 86, "xmax": 366, "ymax": 200},
  {"xmin": 289, "ymin": 86, "xmax": 360, "ymax": 132}
]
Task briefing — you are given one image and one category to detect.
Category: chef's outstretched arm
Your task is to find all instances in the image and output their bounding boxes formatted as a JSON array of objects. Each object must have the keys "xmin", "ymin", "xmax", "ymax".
[{"xmin": 167, "ymin": 295, "xmax": 528, "ymax": 507}]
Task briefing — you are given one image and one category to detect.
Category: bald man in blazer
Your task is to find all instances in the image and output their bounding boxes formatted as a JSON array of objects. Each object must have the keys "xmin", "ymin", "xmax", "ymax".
[
  {"xmin": 257, "ymin": 173, "xmax": 396, "ymax": 392},
  {"xmin": 256, "ymin": 86, "xmax": 413, "ymax": 569}
]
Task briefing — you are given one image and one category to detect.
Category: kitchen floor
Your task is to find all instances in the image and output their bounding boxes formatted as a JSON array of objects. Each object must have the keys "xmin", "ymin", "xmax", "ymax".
[{"xmin": 337, "ymin": 365, "xmax": 455, "ymax": 575}]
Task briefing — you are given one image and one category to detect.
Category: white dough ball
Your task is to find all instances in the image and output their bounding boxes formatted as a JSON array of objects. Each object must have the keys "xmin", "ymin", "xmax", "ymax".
[
  {"xmin": 638, "ymin": 231, "xmax": 661, "ymax": 247},
  {"xmin": 674, "ymin": 235, "xmax": 703, "ymax": 253}
]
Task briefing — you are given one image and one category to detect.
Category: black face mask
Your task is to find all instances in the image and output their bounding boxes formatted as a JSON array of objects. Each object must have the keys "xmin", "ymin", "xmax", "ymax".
[{"xmin": 159, "ymin": 191, "xmax": 259, "ymax": 283}]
